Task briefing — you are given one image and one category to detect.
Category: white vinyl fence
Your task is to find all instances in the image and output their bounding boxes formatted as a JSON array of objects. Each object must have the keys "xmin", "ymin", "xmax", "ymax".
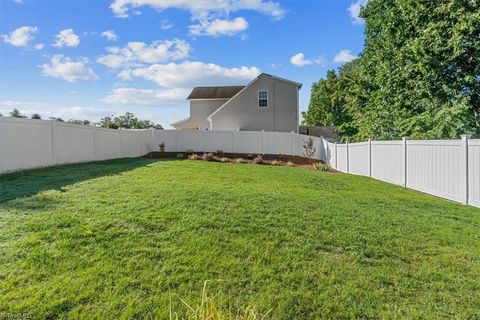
[
  {"xmin": 1, "ymin": 117, "xmax": 479, "ymax": 208},
  {"xmin": 0, "ymin": 117, "xmax": 151, "ymax": 173},
  {"xmin": 324, "ymin": 136, "xmax": 480, "ymax": 208}
]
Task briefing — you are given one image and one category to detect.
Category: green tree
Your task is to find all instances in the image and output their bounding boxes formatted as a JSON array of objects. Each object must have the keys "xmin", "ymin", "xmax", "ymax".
[
  {"xmin": 10, "ymin": 108, "xmax": 27, "ymax": 118},
  {"xmin": 304, "ymin": 0, "xmax": 480, "ymax": 141},
  {"xmin": 31, "ymin": 113, "xmax": 42, "ymax": 120}
]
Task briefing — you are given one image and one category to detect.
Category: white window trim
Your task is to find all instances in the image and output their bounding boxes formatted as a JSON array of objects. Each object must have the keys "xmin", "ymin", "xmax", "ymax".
[{"xmin": 258, "ymin": 90, "xmax": 268, "ymax": 108}]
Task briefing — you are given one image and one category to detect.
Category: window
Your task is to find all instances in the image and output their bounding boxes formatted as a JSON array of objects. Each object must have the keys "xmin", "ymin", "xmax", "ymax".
[{"xmin": 258, "ymin": 90, "xmax": 268, "ymax": 108}]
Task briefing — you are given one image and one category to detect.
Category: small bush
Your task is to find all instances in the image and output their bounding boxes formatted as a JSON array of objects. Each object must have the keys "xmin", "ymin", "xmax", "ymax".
[
  {"xmin": 253, "ymin": 154, "xmax": 264, "ymax": 164},
  {"xmin": 188, "ymin": 154, "xmax": 200, "ymax": 160},
  {"xmin": 159, "ymin": 142, "xmax": 165, "ymax": 152},
  {"xmin": 271, "ymin": 160, "xmax": 283, "ymax": 166},
  {"xmin": 314, "ymin": 163, "xmax": 331, "ymax": 172},
  {"xmin": 235, "ymin": 158, "xmax": 247, "ymax": 163},
  {"xmin": 286, "ymin": 161, "xmax": 295, "ymax": 167},
  {"xmin": 216, "ymin": 150, "xmax": 224, "ymax": 155},
  {"xmin": 176, "ymin": 153, "xmax": 185, "ymax": 159},
  {"xmin": 202, "ymin": 153, "xmax": 215, "ymax": 161},
  {"xmin": 247, "ymin": 154, "xmax": 254, "ymax": 160},
  {"xmin": 185, "ymin": 149, "xmax": 194, "ymax": 156}
]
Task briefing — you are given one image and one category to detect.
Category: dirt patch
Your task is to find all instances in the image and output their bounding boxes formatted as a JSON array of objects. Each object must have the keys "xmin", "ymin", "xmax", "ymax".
[{"xmin": 144, "ymin": 151, "xmax": 337, "ymax": 172}]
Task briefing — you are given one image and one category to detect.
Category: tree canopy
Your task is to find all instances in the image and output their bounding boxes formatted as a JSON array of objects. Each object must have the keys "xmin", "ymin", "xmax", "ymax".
[
  {"xmin": 99, "ymin": 112, "xmax": 163, "ymax": 130},
  {"xmin": 303, "ymin": 0, "xmax": 480, "ymax": 141}
]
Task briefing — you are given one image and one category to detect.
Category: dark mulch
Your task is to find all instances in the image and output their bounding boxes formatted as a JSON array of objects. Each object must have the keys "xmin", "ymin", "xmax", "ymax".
[{"xmin": 144, "ymin": 151, "xmax": 330, "ymax": 169}]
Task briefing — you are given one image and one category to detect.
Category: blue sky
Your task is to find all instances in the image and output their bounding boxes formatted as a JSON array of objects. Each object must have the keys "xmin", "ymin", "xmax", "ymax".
[{"xmin": 0, "ymin": 0, "xmax": 365, "ymax": 128}]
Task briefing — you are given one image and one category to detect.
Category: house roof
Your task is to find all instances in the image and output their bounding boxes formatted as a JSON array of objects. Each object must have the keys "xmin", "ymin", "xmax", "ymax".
[{"xmin": 187, "ymin": 86, "xmax": 245, "ymax": 100}]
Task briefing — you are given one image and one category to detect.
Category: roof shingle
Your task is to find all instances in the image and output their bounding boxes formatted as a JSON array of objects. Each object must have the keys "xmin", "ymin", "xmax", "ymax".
[{"xmin": 187, "ymin": 86, "xmax": 245, "ymax": 100}]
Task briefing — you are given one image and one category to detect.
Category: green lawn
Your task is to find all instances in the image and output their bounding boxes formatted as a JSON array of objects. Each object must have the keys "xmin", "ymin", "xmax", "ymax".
[{"xmin": 1, "ymin": 159, "xmax": 479, "ymax": 319}]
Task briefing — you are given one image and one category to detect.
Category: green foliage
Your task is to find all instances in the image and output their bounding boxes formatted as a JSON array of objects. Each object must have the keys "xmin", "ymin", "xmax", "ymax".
[
  {"xmin": 303, "ymin": 0, "xmax": 480, "ymax": 141},
  {"xmin": 159, "ymin": 142, "xmax": 165, "ymax": 152},
  {"xmin": 99, "ymin": 112, "xmax": 164, "ymax": 129},
  {"xmin": 314, "ymin": 163, "xmax": 331, "ymax": 172},
  {"xmin": 67, "ymin": 119, "xmax": 90, "ymax": 125},
  {"xmin": 10, "ymin": 108, "xmax": 27, "ymax": 118},
  {"xmin": 1, "ymin": 159, "xmax": 479, "ymax": 318},
  {"xmin": 31, "ymin": 113, "xmax": 42, "ymax": 120}
]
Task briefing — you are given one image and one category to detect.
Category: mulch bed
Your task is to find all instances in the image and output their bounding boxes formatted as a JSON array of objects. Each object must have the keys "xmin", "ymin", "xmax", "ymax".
[{"xmin": 144, "ymin": 151, "xmax": 336, "ymax": 171}]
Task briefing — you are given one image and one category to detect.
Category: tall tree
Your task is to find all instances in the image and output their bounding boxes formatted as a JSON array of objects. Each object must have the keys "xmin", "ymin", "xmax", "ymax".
[
  {"xmin": 303, "ymin": 0, "xmax": 480, "ymax": 141},
  {"xmin": 10, "ymin": 108, "xmax": 27, "ymax": 118}
]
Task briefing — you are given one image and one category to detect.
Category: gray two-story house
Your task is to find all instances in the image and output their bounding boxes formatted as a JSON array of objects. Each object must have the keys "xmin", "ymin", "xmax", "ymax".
[{"xmin": 171, "ymin": 73, "xmax": 302, "ymax": 132}]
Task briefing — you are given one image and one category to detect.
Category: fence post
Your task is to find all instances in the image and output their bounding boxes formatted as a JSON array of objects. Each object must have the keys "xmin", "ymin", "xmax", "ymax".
[
  {"xmin": 92, "ymin": 126, "xmax": 97, "ymax": 160},
  {"xmin": 461, "ymin": 134, "xmax": 471, "ymax": 205},
  {"xmin": 51, "ymin": 119, "xmax": 56, "ymax": 165},
  {"xmin": 262, "ymin": 130, "xmax": 265, "ymax": 154},
  {"xmin": 368, "ymin": 138, "xmax": 372, "ymax": 177},
  {"xmin": 346, "ymin": 139, "xmax": 349, "ymax": 173},
  {"xmin": 335, "ymin": 142, "xmax": 338, "ymax": 170},
  {"xmin": 402, "ymin": 137, "xmax": 408, "ymax": 187},
  {"xmin": 291, "ymin": 131, "xmax": 295, "ymax": 156},
  {"xmin": 150, "ymin": 128, "xmax": 155, "ymax": 152}
]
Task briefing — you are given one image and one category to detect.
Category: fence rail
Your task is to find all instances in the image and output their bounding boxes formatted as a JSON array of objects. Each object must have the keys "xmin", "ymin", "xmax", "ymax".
[{"xmin": 1, "ymin": 117, "xmax": 479, "ymax": 208}]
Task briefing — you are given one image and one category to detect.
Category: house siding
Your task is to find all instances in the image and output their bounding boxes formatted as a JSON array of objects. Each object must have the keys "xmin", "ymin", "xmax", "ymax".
[
  {"xmin": 175, "ymin": 99, "xmax": 227, "ymax": 130},
  {"xmin": 210, "ymin": 75, "xmax": 299, "ymax": 132}
]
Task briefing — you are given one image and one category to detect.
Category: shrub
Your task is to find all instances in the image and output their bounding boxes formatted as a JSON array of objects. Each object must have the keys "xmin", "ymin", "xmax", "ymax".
[
  {"xmin": 188, "ymin": 154, "xmax": 200, "ymax": 160},
  {"xmin": 216, "ymin": 150, "xmax": 224, "ymax": 155},
  {"xmin": 185, "ymin": 149, "xmax": 194, "ymax": 156},
  {"xmin": 253, "ymin": 154, "xmax": 264, "ymax": 164},
  {"xmin": 235, "ymin": 158, "xmax": 247, "ymax": 163},
  {"xmin": 202, "ymin": 153, "xmax": 215, "ymax": 161},
  {"xmin": 159, "ymin": 142, "xmax": 165, "ymax": 152},
  {"xmin": 286, "ymin": 161, "xmax": 295, "ymax": 167},
  {"xmin": 302, "ymin": 136, "xmax": 316, "ymax": 162},
  {"xmin": 247, "ymin": 154, "xmax": 254, "ymax": 160},
  {"xmin": 314, "ymin": 163, "xmax": 331, "ymax": 172},
  {"xmin": 176, "ymin": 153, "xmax": 185, "ymax": 159}
]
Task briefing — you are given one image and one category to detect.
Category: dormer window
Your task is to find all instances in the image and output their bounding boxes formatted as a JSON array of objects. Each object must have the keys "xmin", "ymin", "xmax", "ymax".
[{"xmin": 258, "ymin": 90, "xmax": 268, "ymax": 108}]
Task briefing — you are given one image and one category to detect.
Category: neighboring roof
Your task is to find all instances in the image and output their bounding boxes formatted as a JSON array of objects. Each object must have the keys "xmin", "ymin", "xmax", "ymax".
[
  {"xmin": 299, "ymin": 126, "xmax": 339, "ymax": 141},
  {"xmin": 207, "ymin": 73, "xmax": 303, "ymax": 121},
  {"xmin": 187, "ymin": 86, "xmax": 245, "ymax": 100}
]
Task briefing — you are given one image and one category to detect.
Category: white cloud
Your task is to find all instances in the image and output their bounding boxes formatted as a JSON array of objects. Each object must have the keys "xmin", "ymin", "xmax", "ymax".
[
  {"xmin": 110, "ymin": 0, "xmax": 285, "ymax": 20},
  {"xmin": 101, "ymin": 30, "xmax": 118, "ymax": 41},
  {"xmin": 160, "ymin": 20, "xmax": 173, "ymax": 30},
  {"xmin": 290, "ymin": 53, "xmax": 325, "ymax": 67},
  {"xmin": 53, "ymin": 29, "xmax": 80, "ymax": 48},
  {"xmin": 0, "ymin": 100, "xmax": 112, "ymax": 121},
  {"xmin": 348, "ymin": 0, "xmax": 367, "ymax": 24},
  {"xmin": 13, "ymin": 0, "xmax": 23, "ymax": 4},
  {"xmin": 1, "ymin": 26, "xmax": 38, "ymax": 47},
  {"xmin": 40, "ymin": 55, "xmax": 99, "ymax": 82},
  {"xmin": 121, "ymin": 60, "xmax": 260, "ymax": 88},
  {"xmin": 334, "ymin": 50, "xmax": 358, "ymax": 63},
  {"xmin": 34, "ymin": 43, "xmax": 44, "ymax": 50},
  {"xmin": 189, "ymin": 17, "xmax": 248, "ymax": 37},
  {"xmin": 102, "ymin": 88, "xmax": 189, "ymax": 105},
  {"xmin": 97, "ymin": 39, "xmax": 190, "ymax": 68}
]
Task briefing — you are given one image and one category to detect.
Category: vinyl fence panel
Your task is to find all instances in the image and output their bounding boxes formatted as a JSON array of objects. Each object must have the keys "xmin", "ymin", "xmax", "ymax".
[
  {"xmin": 54, "ymin": 122, "xmax": 95, "ymax": 164},
  {"xmin": 95, "ymin": 128, "xmax": 121, "ymax": 160},
  {"xmin": 371, "ymin": 141, "xmax": 404, "ymax": 185},
  {"xmin": 0, "ymin": 117, "xmax": 53, "ymax": 172},
  {"xmin": 348, "ymin": 142, "xmax": 370, "ymax": 176},
  {"xmin": 468, "ymin": 139, "xmax": 480, "ymax": 207},
  {"xmin": 406, "ymin": 140, "xmax": 465, "ymax": 203}
]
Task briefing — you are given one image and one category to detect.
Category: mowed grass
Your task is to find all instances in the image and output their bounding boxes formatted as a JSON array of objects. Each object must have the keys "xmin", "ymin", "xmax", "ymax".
[{"xmin": 1, "ymin": 159, "xmax": 480, "ymax": 319}]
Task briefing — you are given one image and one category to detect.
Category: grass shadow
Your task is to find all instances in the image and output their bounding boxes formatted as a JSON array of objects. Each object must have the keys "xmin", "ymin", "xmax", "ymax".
[{"xmin": 0, "ymin": 158, "xmax": 165, "ymax": 203}]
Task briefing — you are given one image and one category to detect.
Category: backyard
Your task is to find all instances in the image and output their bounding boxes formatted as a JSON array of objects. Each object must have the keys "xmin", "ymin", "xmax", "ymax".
[{"xmin": 1, "ymin": 158, "xmax": 479, "ymax": 319}]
